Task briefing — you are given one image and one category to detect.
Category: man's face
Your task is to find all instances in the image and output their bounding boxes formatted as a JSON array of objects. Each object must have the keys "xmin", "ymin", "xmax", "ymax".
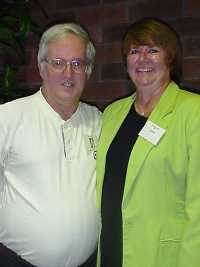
[{"xmin": 39, "ymin": 33, "xmax": 88, "ymax": 106}]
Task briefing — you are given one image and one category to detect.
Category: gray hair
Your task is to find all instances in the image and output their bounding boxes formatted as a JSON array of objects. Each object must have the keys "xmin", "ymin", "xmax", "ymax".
[{"xmin": 38, "ymin": 23, "xmax": 96, "ymax": 77}]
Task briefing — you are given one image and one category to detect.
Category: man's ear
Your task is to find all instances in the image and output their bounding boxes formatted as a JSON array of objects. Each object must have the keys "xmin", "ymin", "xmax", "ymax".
[{"xmin": 38, "ymin": 62, "xmax": 45, "ymax": 78}]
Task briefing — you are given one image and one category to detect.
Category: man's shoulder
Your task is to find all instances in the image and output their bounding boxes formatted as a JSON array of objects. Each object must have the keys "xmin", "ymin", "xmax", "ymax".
[
  {"xmin": 0, "ymin": 91, "xmax": 40, "ymax": 125},
  {"xmin": 79, "ymin": 102, "xmax": 102, "ymax": 118},
  {"xmin": 78, "ymin": 102, "xmax": 102, "ymax": 134},
  {"xmin": 0, "ymin": 91, "xmax": 39, "ymax": 112}
]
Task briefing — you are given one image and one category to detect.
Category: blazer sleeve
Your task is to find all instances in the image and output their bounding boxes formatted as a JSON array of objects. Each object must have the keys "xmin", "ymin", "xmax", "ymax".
[{"xmin": 178, "ymin": 104, "xmax": 200, "ymax": 267}]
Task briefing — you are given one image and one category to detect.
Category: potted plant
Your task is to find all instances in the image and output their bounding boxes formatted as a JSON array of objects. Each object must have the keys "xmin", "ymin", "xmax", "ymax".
[{"xmin": 0, "ymin": 0, "xmax": 47, "ymax": 103}]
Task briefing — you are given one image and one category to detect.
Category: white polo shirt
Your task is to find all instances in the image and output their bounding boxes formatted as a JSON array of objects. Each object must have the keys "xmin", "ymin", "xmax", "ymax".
[{"xmin": 0, "ymin": 90, "xmax": 102, "ymax": 267}]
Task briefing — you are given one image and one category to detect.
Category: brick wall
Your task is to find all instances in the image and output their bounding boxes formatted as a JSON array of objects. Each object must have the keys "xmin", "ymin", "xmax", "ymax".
[{"xmin": 21, "ymin": 0, "xmax": 200, "ymax": 110}]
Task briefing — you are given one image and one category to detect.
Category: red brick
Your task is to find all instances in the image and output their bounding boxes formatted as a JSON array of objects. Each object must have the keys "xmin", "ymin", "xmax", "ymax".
[
  {"xmin": 56, "ymin": 0, "xmax": 100, "ymax": 9},
  {"xmin": 182, "ymin": 36, "xmax": 200, "ymax": 57},
  {"xmin": 49, "ymin": 10, "xmax": 76, "ymax": 24},
  {"xmin": 25, "ymin": 47, "xmax": 38, "ymax": 66},
  {"xmin": 103, "ymin": 0, "xmax": 127, "ymax": 2},
  {"xmin": 82, "ymin": 80, "xmax": 133, "ymax": 109},
  {"xmin": 25, "ymin": 33, "xmax": 39, "ymax": 50},
  {"xmin": 171, "ymin": 17, "xmax": 200, "ymax": 37},
  {"xmin": 128, "ymin": 0, "xmax": 182, "ymax": 20},
  {"xmin": 31, "ymin": 14, "xmax": 51, "ymax": 31},
  {"xmin": 77, "ymin": 3, "xmax": 128, "ymax": 25},
  {"xmin": 182, "ymin": 80, "xmax": 200, "ymax": 93},
  {"xmin": 86, "ymin": 24, "xmax": 102, "ymax": 44},
  {"xmin": 102, "ymin": 23, "xmax": 128, "ymax": 43},
  {"xmin": 28, "ymin": 0, "xmax": 56, "ymax": 16},
  {"xmin": 32, "ymin": 9, "xmax": 77, "ymax": 32},
  {"xmin": 183, "ymin": 59, "xmax": 200, "ymax": 79},
  {"xmin": 185, "ymin": 0, "xmax": 200, "ymax": 16},
  {"xmin": 90, "ymin": 64, "xmax": 101, "ymax": 81},
  {"xmin": 18, "ymin": 66, "xmax": 41, "ymax": 85},
  {"xmin": 82, "ymin": 80, "xmax": 130, "ymax": 102},
  {"xmin": 101, "ymin": 63, "xmax": 127, "ymax": 80},
  {"xmin": 96, "ymin": 42, "xmax": 122, "ymax": 63}
]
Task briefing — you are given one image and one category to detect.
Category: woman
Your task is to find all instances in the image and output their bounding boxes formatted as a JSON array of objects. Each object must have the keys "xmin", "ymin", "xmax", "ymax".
[{"xmin": 96, "ymin": 17, "xmax": 200, "ymax": 267}]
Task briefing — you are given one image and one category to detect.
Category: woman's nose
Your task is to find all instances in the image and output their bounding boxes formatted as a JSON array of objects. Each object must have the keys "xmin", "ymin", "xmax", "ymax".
[{"xmin": 138, "ymin": 51, "xmax": 148, "ymax": 61}]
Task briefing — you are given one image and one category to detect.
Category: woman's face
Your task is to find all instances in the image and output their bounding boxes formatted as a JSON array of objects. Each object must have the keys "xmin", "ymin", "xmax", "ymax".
[{"xmin": 127, "ymin": 44, "xmax": 170, "ymax": 91}]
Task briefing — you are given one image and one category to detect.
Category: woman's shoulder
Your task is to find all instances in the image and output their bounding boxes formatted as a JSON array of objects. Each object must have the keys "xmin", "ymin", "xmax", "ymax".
[
  {"xmin": 177, "ymin": 86, "xmax": 200, "ymax": 107},
  {"xmin": 104, "ymin": 95, "xmax": 133, "ymax": 114}
]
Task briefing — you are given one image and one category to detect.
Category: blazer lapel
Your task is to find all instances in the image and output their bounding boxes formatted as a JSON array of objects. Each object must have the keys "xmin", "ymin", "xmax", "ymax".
[
  {"xmin": 97, "ymin": 96, "xmax": 134, "ymax": 206},
  {"xmin": 123, "ymin": 82, "xmax": 180, "ymax": 204},
  {"xmin": 102, "ymin": 97, "xmax": 134, "ymax": 150}
]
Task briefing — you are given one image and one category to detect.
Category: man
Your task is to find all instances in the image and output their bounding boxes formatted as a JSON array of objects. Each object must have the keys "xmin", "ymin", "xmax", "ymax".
[{"xmin": 0, "ymin": 23, "xmax": 101, "ymax": 267}]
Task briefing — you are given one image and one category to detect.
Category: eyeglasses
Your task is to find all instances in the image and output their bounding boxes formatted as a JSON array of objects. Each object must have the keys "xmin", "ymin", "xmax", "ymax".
[{"xmin": 44, "ymin": 58, "xmax": 89, "ymax": 73}]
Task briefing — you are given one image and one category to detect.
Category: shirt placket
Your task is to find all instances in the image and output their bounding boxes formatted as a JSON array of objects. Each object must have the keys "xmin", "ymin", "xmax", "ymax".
[{"xmin": 61, "ymin": 122, "xmax": 73, "ymax": 160}]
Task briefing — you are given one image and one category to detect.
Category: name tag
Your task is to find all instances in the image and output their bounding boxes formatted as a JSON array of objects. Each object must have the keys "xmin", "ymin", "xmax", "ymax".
[{"xmin": 139, "ymin": 121, "xmax": 165, "ymax": 145}]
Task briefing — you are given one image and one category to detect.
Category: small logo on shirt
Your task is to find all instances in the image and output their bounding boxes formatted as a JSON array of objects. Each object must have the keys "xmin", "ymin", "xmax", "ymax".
[{"xmin": 85, "ymin": 136, "xmax": 97, "ymax": 159}]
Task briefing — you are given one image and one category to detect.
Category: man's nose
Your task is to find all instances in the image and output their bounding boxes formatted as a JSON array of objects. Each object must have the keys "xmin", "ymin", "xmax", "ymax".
[{"xmin": 63, "ymin": 62, "xmax": 73, "ymax": 75}]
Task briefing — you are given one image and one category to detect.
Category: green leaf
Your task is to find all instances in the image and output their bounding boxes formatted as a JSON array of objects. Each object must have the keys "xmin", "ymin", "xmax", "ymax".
[
  {"xmin": 0, "ymin": 0, "xmax": 48, "ymax": 103},
  {"xmin": 0, "ymin": 25, "xmax": 24, "ymax": 62},
  {"xmin": 4, "ymin": 65, "xmax": 15, "ymax": 90},
  {"xmin": 19, "ymin": 13, "xmax": 32, "ymax": 38}
]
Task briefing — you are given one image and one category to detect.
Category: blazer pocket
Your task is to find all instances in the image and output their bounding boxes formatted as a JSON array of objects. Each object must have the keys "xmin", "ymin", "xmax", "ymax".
[{"xmin": 155, "ymin": 238, "xmax": 181, "ymax": 267}]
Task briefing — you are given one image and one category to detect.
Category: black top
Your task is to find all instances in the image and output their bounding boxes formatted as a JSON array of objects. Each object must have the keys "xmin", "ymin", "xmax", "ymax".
[{"xmin": 100, "ymin": 104, "xmax": 147, "ymax": 267}]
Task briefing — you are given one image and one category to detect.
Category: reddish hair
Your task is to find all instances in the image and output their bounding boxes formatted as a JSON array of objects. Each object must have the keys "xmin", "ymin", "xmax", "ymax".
[{"xmin": 122, "ymin": 17, "xmax": 182, "ymax": 83}]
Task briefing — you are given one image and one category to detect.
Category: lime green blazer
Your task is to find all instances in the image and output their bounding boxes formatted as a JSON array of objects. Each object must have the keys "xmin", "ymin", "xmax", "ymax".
[{"xmin": 96, "ymin": 82, "xmax": 200, "ymax": 267}]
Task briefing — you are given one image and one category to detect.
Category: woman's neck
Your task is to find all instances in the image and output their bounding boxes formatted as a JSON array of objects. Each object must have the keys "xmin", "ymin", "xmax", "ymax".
[{"xmin": 134, "ymin": 80, "xmax": 170, "ymax": 117}]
